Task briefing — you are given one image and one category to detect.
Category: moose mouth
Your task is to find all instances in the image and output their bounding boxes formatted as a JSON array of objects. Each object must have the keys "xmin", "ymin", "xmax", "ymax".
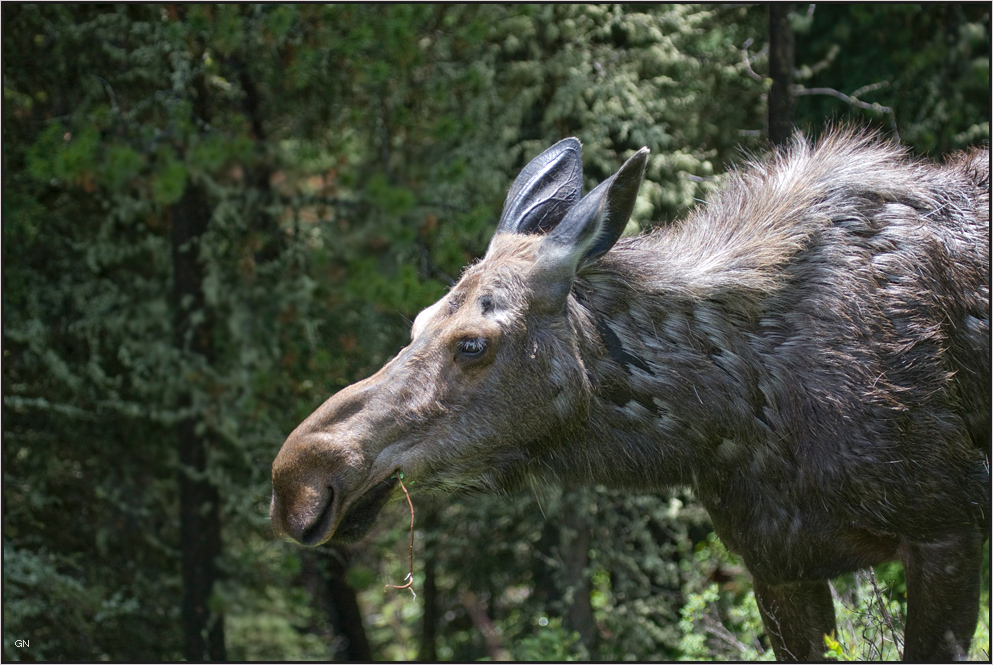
[{"xmin": 303, "ymin": 473, "xmax": 399, "ymax": 546}]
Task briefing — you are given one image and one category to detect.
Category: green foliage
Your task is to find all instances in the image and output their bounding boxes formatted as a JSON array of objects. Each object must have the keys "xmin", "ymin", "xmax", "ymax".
[
  {"xmin": 223, "ymin": 585, "xmax": 329, "ymax": 661},
  {"xmin": 827, "ymin": 566, "xmax": 991, "ymax": 662},
  {"xmin": 827, "ymin": 569, "xmax": 907, "ymax": 661},
  {"xmin": 792, "ymin": 4, "xmax": 990, "ymax": 153},
  {"xmin": 679, "ymin": 585, "xmax": 770, "ymax": 661},
  {"xmin": 512, "ymin": 617, "xmax": 584, "ymax": 661},
  {"xmin": 676, "ymin": 533, "xmax": 770, "ymax": 660}
]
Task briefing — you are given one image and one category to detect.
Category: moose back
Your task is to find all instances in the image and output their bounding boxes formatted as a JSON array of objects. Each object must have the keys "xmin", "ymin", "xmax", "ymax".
[{"xmin": 271, "ymin": 131, "xmax": 990, "ymax": 661}]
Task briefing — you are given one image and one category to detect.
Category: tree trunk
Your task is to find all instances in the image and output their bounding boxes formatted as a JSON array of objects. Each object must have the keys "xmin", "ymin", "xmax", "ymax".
[
  {"xmin": 300, "ymin": 548, "xmax": 374, "ymax": 660},
  {"xmin": 172, "ymin": 39, "xmax": 225, "ymax": 656},
  {"xmin": 768, "ymin": 4, "xmax": 796, "ymax": 147},
  {"xmin": 325, "ymin": 549, "xmax": 374, "ymax": 661},
  {"xmin": 562, "ymin": 496, "xmax": 598, "ymax": 658},
  {"xmin": 172, "ymin": 180, "xmax": 226, "ymax": 661},
  {"xmin": 419, "ymin": 506, "xmax": 440, "ymax": 661}
]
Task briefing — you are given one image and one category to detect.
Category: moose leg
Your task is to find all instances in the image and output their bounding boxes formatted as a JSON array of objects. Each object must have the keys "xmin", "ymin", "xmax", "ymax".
[
  {"xmin": 900, "ymin": 534, "xmax": 982, "ymax": 661},
  {"xmin": 753, "ymin": 579, "xmax": 836, "ymax": 661}
]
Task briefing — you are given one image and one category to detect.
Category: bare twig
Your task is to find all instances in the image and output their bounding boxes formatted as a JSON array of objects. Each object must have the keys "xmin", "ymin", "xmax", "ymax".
[
  {"xmin": 793, "ymin": 84, "xmax": 901, "ymax": 141},
  {"xmin": 741, "ymin": 38, "xmax": 765, "ymax": 82},
  {"xmin": 793, "ymin": 86, "xmax": 887, "ymax": 113},
  {"xmin": 460, "ymin": 590, "xmax": 511, "ymax": 661},
  {"xmin": 799, "ymin": 43, "xmax": 840, "ymax": 80},
  {"xmin": 386, "ymin": 473, "xmax": 416, "ymax": 598},
  {"xmin": 739, "ymin": 28, "xmax": 901, "ymax": 143},
  {"xmin": 851, "ymin": 80, "xmax": 890, "ymax": 99},
  {"xmin": 866, "ymin": 569, "xmax": 903, "ymax": 658},
  {"xmin": 701, "ymin": 609, "xmax": 757, "ymax": 655}
]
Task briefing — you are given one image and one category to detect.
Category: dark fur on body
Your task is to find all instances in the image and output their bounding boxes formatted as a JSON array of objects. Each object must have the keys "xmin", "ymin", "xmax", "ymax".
[
  {"xmin": 569, "ymin": 138, "xmax": 989, "ymax": 538},
  {"xmin": 271, "ymin": 132, "xmax": 990, "ymax": 660}
]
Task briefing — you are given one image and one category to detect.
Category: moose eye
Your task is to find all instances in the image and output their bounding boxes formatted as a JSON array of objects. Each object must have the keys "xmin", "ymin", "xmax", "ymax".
[{"xmin": 455, "ymin": 337, "xmax": 488, "ymax": 360}]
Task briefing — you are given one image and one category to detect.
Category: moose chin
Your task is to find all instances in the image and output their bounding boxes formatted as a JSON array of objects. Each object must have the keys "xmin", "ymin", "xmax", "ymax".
[{"xmin": 272, "ymin": 130, "xmax": 990, "ymax": 661}]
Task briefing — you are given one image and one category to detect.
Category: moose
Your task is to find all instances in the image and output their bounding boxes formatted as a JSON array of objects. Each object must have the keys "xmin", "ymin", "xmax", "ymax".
[{"xmin": 271, "ymin": 130, "xmax": 990, "ymax": 661}]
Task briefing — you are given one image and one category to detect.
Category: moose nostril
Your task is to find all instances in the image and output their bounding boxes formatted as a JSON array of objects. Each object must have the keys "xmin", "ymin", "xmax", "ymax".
[{"xmin": 300, "ymin": 486, "xmax": 336, "ymax": 546}]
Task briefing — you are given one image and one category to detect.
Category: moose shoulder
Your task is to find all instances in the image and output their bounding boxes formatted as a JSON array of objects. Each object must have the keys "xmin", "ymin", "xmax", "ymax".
[{"xmin": 271, "ymin": 132, "xmax": 990, "ymax": 661}]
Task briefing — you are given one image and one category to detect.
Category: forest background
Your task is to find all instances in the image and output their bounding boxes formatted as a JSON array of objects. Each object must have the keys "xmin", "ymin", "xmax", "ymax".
[{"xmin": 3, "ymin": 4, "xmax": 990, "ymax": 661}]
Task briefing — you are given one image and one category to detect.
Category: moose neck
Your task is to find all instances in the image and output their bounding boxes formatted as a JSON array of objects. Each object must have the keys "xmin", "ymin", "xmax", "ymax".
[{"xmin": 541, "ymin": 234, "xmax": 779, "ymax": 493}]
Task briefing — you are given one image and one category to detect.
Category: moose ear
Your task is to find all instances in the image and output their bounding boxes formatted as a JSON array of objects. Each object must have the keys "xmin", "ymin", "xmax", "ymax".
[
  {"xmin": 493, "ymin": 138, "xmax": 584, "ymax": 237},
  {"xmin": 542, "ymin": 147, "xmax": 649, "ymax": 274}
]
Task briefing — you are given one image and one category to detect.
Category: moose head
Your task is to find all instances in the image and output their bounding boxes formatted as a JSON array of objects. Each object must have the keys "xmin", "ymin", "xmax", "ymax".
[{"xmin": 270, "ymin": 139, "xmax": 649, "ymax": 546}]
